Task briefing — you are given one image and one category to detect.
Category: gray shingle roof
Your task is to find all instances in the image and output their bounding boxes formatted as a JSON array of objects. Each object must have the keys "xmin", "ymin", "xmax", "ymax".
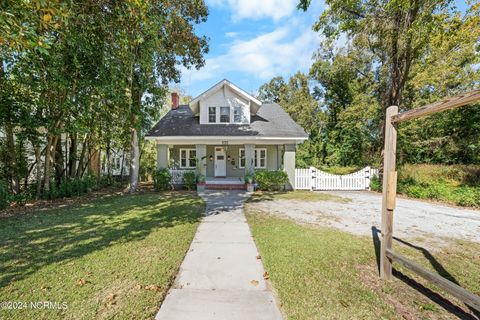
[{"xmin": 146, "ymin": 104, "xmax": 308, "ymax": 138}]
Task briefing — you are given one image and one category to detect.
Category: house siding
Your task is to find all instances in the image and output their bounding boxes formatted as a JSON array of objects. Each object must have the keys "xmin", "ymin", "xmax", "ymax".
[{"xmin": 199, "ymin": 86, "xmax": 250, "ymax": 124}]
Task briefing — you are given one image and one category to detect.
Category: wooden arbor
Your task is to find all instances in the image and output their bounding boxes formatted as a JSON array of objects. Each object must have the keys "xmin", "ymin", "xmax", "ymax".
[{"xmin": 380, "ymin": 89, "xmax": 480, "ymax": 312}]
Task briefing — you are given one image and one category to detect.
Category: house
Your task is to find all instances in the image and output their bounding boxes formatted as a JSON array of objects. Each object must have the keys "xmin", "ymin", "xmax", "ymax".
[{"xmin": 145, "ymin": 79, "xmax": 308, "ymax": 189}]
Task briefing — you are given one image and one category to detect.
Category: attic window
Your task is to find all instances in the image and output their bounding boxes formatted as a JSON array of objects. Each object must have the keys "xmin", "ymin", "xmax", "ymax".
[
  {"xmin": 220, "ymin": 107, "xmax": 230, "ymax": 123},
  {"xmin": 234, "ymin": 106, "xmax": 242, "ymax": 123},
  {"xmin": 208, "ymin": 107, "xmax": 216, "ymax": 123}
]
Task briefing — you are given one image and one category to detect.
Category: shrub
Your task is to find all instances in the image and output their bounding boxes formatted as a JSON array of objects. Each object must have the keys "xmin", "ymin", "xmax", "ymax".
[
  {"xmin": 183, "ymin": 171, "xmax": 196, "ymax": 190},
  {"xmin": 370, "ymin": 175, "xmax": 381, "ymax": 191},
  {"xmin": 153, "ymin": 168, "xmax": 172, "ymax": 191},
  {"xmin": 255, "ymin": 170, "xmax": 289, "ymax": 191},
  {"xmin": 0, "ymin": 180, "xmax": 10, "ymax": 210}
]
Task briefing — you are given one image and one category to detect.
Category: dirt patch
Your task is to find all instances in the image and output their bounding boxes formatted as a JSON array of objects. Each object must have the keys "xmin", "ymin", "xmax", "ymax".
[
  {"xmin": 251, "ymin": 191, "xmax": 480, "ymax": 247},
  {"xmin": 357, "ymin": 264, "xmax": 479, "ymax": 320}
]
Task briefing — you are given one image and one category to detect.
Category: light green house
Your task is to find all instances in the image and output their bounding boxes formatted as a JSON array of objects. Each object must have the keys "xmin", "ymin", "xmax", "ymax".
[{"xmin": 145, "ymin": 79, "xmax": 308, "ymax": 189}]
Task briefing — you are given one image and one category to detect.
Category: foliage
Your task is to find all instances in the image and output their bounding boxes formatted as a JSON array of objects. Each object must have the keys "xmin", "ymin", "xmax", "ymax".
[
  {"xmin": 370, "ymin": 164, "xmax": 480, "ymax": 207},
  {"xmin": 0, "ymin": 192, "xmax": 203, "ymax": 319},
  {"xmin": 197, "ymin": 174, "xmax": 206, "ymax": 183},
  {"xmin": 244, "ymin": 172, "xmax": 254, "ymax": 184},
  {"xmin": 183, "ymin": 171, "xmax": 197, "ymax": 190},
  {"xmin": 153, "ymin": 168, "xmax": 172, "ymax": 191},
  {"xmin": 0, "ymin": 180, "xmax": 9, "ymax": 210},
  {"xmin": 140, "ymin": 141, "xmax": 157, "ymax": 182},
  {"xmin": 254, "ymin": 170, "xmax": 289, "ymax": 191},
  {"xmin": 42, "ymin": 176, "xmax": 97, "ymax": 200}
]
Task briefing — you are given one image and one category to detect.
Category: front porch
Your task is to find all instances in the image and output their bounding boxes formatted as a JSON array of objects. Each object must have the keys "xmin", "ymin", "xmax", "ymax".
[{"xmin": 156, "ymin": 142, "xmax": 297, "ymax": 189}]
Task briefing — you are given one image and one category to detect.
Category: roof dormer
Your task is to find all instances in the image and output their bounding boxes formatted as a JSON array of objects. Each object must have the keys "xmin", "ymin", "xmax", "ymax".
[{"xmin": 189, "ymin": 79, "xmax": 262, "ymax": 124}]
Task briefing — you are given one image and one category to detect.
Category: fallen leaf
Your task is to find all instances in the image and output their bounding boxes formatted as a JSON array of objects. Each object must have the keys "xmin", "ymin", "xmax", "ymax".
[
  {"xmin": 263, "ymin": 272, "xmax": 270, "ymax": 280},
  {"xmin": 217, "ymin": 257, "xmax": 221, "ymax": 259},
  {"xmin": 250, "ymin": 280, "xmax": 259, "ymax": 286},
  {"xmin": 76, "ymin": 278, "xmax": 89, "ymax": 287},
  {"xmin": 256, "ymin": 255, "xmax": 261, "ymax": 259},
  {"xmin": 135, "ymin": 284, "xmax": 143, "ymax": 290},
  {"xmin": 106, "ymin": 293, "xmax": 116, "ymax": 301},
  {"xmin": 40, "ymin": 285, "xmax": 51, "ymax": 291},
  {"xmin": 144, "ymin": 284, "xmax": 161, "ymax": 292}
]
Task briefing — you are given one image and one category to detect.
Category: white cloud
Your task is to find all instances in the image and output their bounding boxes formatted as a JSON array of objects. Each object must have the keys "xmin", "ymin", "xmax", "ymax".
[
  {"xmin": 207, "ymin": 0, "xmax": 298, "ymax": 21},
  {"xmin": 181, "ymin": 23, "xmax": 320, "ymax": 85}
]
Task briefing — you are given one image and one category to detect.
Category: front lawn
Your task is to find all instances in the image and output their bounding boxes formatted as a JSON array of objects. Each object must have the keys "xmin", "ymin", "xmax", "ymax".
[
  {"xmin": 246, "ymin": 200, "xmax": 480, "ymax": 319},
  {"xmin": 0, "ymin": 192, "xmax": 203, "ymax": 319}
]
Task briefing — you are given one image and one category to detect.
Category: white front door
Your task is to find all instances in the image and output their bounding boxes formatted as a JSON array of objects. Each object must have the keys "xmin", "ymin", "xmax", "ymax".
[{"xmin": 214, "ymin": 147, "xmax": 226, "ymax": 177}]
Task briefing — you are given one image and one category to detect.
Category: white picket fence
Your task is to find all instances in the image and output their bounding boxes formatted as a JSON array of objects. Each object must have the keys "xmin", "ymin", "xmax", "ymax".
[
  {"xmin": 295, "ymin": 166, "xmax": 379, "ymax": 191},
  {"xmin": 170, "ymin": 169, "xmax": 195, "ymax": 184}
]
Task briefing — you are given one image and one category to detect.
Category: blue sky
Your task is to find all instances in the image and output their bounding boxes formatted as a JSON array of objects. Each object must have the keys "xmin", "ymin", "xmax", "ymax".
[
  {"xmin": 179, "ymin": 0, "xmax": 325, "ymax": 97},
  {"xmin": 178, "ymin": 0, "xmax": 471, "ymax": 98}
]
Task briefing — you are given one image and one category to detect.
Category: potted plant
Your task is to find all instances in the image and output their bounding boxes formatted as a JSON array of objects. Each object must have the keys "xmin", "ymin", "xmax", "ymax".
[
  {"xmin": 244, "ymin": 172, "xmax": 254, "ymax": 192},
  {"xmin": 196, "ymin": 174, "xmax": 206, "ymax": 193}
]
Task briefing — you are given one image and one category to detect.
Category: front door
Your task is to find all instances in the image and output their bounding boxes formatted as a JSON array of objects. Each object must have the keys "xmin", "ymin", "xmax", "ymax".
[{"xmin": 214, "ymin": 147, "xmax": 226, "ymax": 177}]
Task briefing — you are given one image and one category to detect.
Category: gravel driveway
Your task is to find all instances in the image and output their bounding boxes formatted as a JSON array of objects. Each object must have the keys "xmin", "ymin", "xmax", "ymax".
[{"xmin": 254, "ymin": 191, "xmax": 480, "ymax": 246}]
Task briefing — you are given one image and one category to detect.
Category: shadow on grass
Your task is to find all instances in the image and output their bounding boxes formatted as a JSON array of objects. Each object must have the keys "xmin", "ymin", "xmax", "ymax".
[
  {"xmin": 371, "ymin": 227, "xmax": 479, "ymax": 319},
  {"xmin": 246, "ymin": 191, "xmax": 289, "ymax": 203},
  {"xmin": 0, "ymin": 192, "xmax": 202, "ymax": 288}
]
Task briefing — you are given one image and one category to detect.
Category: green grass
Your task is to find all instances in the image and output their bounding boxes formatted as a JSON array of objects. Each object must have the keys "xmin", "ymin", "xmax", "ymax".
[
  {"xmin": 248, "ymin": 190, "xmax": 350, "ymax": 203},
  {"xmin": 246, "ymin": 206, "xmax": 480, "ymax": 319},
  {"xmin": 0, "ymin": 192, "xmax": 204, "ymax": 319}
]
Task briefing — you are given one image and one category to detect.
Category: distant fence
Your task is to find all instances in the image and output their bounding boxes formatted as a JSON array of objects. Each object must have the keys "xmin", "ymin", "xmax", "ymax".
[
  {"xmin": 169, "ymin": 169, "xmax": 195, "ymax": 184},
  {"xmin": 295, "ymin": 166, "xmax": 379, "ymax": 191}
]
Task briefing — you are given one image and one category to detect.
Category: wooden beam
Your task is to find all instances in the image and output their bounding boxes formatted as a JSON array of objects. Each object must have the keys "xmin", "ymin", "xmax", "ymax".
[
  {"xmin": 386, "ymin": 249, "xmax": 480, "ymax": 312},
  {"xmin": 386, "ymin": 171, "xmax": 397, "ymax": 210},
  {"xmin": 380, "ymin": 105, "xmax": 398, "ymax": 280},
  {"xmin": 391, "ymin": 89, "xmax": 480, "ymax": 123}
]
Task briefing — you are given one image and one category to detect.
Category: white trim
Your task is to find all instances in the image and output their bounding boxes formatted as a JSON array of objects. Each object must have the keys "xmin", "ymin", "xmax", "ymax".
[
  {"xmin": 190, "ymin": 79, "xmax": 261, "ymax": 107},
  {"xmin": 179, "ymin": 148, "xmax": 196, "ymax": 169},
  {"xmin": 255, "ymin": 148, "xmax": 267, "ymax": 169},
  {"xmin": 145, "ymin": 136, "xmax": 307, "ymax": 141},
  {"xmin": 238, "ymin": 148, "xmax": 245, "ymax": 168},
  {"xmin": 238, "ymin": 148, "xmax": 266, "ymax": 169}
]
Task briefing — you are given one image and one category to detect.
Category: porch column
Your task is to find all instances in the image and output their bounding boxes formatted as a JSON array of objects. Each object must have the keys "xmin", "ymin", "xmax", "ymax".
[
  {"xmin": 156, "ymin": 144, "xmax": 169, "ymax": 169},
  {"xmin": 195, "ymin": 144, "xmax": 207, "ymax": 176},
  {"xmin": 283, "ymin": 144, "xmax": 296, "ymax": 190},
  {"xmin": 244, "ymin": 144, "xmax": 255, "ymax": 175},
  {"xmin": 277, "ymin": 145, "xmax": 283, "ymax": 169}
]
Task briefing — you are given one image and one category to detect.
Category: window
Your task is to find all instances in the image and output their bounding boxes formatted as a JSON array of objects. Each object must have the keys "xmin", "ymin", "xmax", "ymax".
[
  {"xmin": 180, "ymin": 149, "xmax": 196, "ymax": 168},
  {"xmin": 238, "ymin": 148, "xmax": 266, "ymax": 169},
  {"xmin": 239, "ymin": 149, "xmax": 245, "ymax": 168},
  {"xmin": 208, "ymin": 107, "xmax": 216, "ymax": 123},
  {"xmin": 220, "ymin": 106, "xmax": 230, "ymax": 123},
  {"xmin": 254, "ymin": 149, "xmax": 266, "ymax": 168},
  {"xmin": 234, "ymin": 106, "xmax": 242, "ymax": 123}
]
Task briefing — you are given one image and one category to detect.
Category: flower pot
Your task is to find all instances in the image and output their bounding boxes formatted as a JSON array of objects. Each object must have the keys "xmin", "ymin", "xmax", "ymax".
[
  {"xmin": 246, "ymin": 183, "xmax": 254, "ymax": 193},
  {"xmin": 197, "ymin": 183, "xmax": 206, "ymax": 193}
]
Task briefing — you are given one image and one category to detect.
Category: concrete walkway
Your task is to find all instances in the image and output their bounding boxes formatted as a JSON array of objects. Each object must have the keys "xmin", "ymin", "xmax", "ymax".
[{"xmin": 155, "ymin": 190, "xmax": 283, "ymax": 320}]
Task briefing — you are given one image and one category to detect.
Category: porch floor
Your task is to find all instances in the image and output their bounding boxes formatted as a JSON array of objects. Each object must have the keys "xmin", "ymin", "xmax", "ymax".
[{"xmin": 206, "ymin": 177, "xmax": 244, "ymax": 185}]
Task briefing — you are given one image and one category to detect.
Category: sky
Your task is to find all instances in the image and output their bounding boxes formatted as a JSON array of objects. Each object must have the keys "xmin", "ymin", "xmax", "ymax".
[
  {"xmin": 178, "ymin": 0, "xmax": 471, "ymax": 98},
  {"xmin": 179, "ymin": 0, "xmax": 325, "ymax": 98}
]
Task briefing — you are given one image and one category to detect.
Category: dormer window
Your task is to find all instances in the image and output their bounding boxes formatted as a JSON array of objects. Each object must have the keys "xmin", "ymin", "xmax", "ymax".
[
  {"xmin": 208, "ymin": 107, "xmax": 216, "ymax": 123},
  {"xmin": 234, "ymin": 106, "xmax": 242, "ymax": 123},
  {"xmin": 220, "ymin": 107, "xmax": 230, "ymax": 123}
]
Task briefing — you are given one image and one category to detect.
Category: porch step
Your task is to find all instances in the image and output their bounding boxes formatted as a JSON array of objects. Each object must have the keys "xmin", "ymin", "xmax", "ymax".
[{"xmin": 205, "ymin": 183, "xmax": 246, "ymax": 190}]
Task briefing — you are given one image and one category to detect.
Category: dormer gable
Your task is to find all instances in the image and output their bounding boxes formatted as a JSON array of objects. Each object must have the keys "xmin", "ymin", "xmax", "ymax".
[{"xmin": 189, "ymin": 79, "xmax": 262, "ymax": 124}]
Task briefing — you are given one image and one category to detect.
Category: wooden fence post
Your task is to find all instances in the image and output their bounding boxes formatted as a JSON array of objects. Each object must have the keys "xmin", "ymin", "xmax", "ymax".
[{"xmin": 380, "ymin": 105, "xmax": 398, "ymax": 280}]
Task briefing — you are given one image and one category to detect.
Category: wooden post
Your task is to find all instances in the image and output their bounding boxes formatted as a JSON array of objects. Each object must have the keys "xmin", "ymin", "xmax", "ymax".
[{"xmin": 380, "ymin": 105, "xmax": 398, "ymax": 279}]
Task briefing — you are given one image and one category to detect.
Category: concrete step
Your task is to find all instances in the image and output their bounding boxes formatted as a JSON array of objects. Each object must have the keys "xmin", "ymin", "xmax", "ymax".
[{"xmin": 205, "ymin": 184, "xmax": 246, "ymax": 190}]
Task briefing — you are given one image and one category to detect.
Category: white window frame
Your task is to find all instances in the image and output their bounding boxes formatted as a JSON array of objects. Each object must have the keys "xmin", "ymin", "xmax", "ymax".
[
  {"xmin": 208, "ymin": 107, "xmax": 216, "ymax": 123},
  {"xmin": 238, "ymin": 148, "xmax": 246, "ymax": 168},
  {"xmin": 233, "ymin": 106, "xmax": 242, "ymax": 123},
  {"xmin": 179, "ymin": 148, "xmax": 196, "ymax": 168},
  {"xmin": 238, "ymin": 148, "xmax": 267, "ymax": 169},
  {"xmin": 219, "ymin": 106, "xmax": 230, "ymax": 123}
]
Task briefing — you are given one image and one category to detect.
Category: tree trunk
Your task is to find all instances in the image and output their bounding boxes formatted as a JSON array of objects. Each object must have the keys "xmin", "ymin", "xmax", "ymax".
[
  {"xmin": 76, "ymin": 134, "xmax": 88, "ymax": 178},
  {"xmin": 34, "ymin": 144, "xmax": 42, "ymax": 199},
  {"xmin": 43, "ymin": 135, "xmax": 53, "ymax": 192},
  {"xmin": 68, "ymin": 133, "xmax": 78, "ymax": 177},
  {"xmin": 5, "ymin": 122, "xmax": 19, "ymax": 194},
  {"xmin": 129, "ymin": 127, "xmax": 140, "ymax": 192}
]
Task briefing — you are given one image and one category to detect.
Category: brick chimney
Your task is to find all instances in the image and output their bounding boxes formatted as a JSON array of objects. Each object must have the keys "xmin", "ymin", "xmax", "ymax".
[{"xmin": 171, "ymin": 92, "xmax": 179, "ymax": 110}]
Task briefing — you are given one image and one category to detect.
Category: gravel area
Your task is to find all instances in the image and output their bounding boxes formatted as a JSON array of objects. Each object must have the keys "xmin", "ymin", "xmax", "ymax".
[{"xmin": 253, "ymin": 191, "xmax": 480, "ymax": 246}]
